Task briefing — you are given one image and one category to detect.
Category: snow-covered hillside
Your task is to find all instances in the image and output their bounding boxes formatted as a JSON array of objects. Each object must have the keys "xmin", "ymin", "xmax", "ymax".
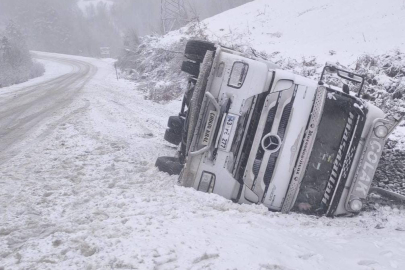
[{"xmin": 162, "ymin": 0, "xmax": 405, "ymax": 64}]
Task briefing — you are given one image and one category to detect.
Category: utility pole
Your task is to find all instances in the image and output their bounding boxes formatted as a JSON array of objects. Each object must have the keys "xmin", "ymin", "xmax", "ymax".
[{"xmin": 161, "ymin": 0, "xmax": 189, "ymax": 34}]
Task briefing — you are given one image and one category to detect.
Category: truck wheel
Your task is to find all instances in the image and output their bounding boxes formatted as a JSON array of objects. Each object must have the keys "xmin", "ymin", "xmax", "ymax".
[
  {"xmin": 185, "ymin": 40, "xmax": 215, "ymax": 62},
  {"xmin": 164, "ymin": 128, "xmax": 182, "ymax": 145},
  {"xmin": 181, "ymin": 60, "xmax": 200, "ymax": 77},
  {"xmin": 155, "ymin": 156, "xmax": 184, "ymax": 175},
  {"xmin": 168, "ymin": 116, "xmax": 184, "ymax": 133},
  {"xmin": 186, "ymin": 50, "xmax": 214, "ymax": 152}
]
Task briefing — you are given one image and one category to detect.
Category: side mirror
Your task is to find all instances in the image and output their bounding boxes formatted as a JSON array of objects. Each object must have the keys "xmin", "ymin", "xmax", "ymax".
[
  {"xmin": 337, "ymin": 70, "xmax": 363, "ymax": 84},
  {"xmin": 319, "ymin": 63, "xmax": 365, "ymax": 97}
]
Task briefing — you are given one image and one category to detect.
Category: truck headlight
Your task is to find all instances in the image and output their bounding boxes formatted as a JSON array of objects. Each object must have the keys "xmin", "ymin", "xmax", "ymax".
[
  {"xmin": 374, "ymin": 125, "xmax": 388, "ymax": 138},
  {"xmin": 198, "ymin": 172, "xmax": 215, "ymax": 193},
  {"xmin": 349, "ymin": 199, "xmax": 363, "ymax": 212}
]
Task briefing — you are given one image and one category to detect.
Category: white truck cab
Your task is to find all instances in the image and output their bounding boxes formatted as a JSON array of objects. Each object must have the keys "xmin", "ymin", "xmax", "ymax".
[{"xmin": 156, "ymin": 40, "xmax": 403, "ymax": 216}]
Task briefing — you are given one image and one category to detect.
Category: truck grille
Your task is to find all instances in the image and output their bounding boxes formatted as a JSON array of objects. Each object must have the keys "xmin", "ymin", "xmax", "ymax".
[
  {"xmin": 278, "ymin": 101, "xmax": 293, "ymax": 139},
  {"xmin": 235, "ymin": 93, "xmax": 268, "ymax": 181},
  {"xmin": 261, "ymin": 99, "xmax": 294, "ymax": 194},
  {"xmin": 253, "ymin": 105, "xmax": 277, "ymax": 177}
]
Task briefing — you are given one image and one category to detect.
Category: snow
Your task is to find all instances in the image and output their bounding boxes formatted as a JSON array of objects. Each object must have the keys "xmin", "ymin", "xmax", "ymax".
[
  {"xmin": 162, "ymin": 0, "xmax": 405, "ymax": 65},
  {"xmin": 391, "ymin": 125, "xmax": 405, "ymax": 151},
  {"xmin": 1, "ymin": 1, "xmax": 405, "ymax": 268},
  {"xmin": 1, "ymin": 52, "xmax": 405, "ymax": 270}
]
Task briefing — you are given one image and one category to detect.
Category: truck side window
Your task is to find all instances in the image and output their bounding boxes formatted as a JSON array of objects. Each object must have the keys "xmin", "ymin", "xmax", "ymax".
[
  {"xmin": 274, "ymin": 80, "xmax": 294, "ymax": 92},
  {"xmin": 228, "ymin": 62, "xmax": 249, "ymax": 89}
]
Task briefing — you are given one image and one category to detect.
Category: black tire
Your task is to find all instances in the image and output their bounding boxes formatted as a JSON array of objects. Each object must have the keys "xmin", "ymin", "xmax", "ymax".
[
  {"xmin": 185, "ymin": 40, "xmax": 215, "ymax": 62},
  {"xmin": 164, "ymin": 128, "xmax": 182, "ymax": 145},
  {"xmin": 155, "ymin": 156, "xmax": 184, "ymax": 175},
  {"xmin": 167, "ymin": 116, "xmax": 184, "ymax": 134},
  {"xmin": 181, "ymin": 60, "xmax": 200, "ymax": 77}
]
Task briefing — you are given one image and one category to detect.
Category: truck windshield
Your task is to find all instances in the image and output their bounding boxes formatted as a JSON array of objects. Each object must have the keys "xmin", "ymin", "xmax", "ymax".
[{"xmin": 292, "ymin": 89, "xmax": 365, "ymax": 215}]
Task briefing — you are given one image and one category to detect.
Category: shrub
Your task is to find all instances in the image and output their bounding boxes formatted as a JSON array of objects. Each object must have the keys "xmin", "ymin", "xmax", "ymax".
[{"xmin": 0, "ymin": 22, "xmax": 45, "ymax": 88}]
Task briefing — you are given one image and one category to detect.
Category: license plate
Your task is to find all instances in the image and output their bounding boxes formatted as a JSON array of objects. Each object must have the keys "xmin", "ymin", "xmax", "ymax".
[
  {"xmin": 219, "ymin": 115, "xmax": 235, "ymax": 150},
  {"xmin": 201, "ymin": 110, "xmax": 217, "ymax": 146}
]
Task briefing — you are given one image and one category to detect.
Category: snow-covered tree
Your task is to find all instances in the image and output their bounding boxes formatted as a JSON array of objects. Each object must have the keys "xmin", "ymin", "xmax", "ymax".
[{"xmin": 0, "ymin": 20, "xmax": 44, "ymax": 87}]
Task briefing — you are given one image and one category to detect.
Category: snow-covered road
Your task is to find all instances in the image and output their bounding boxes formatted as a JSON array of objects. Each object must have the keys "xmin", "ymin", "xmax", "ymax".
[
  {"xmin": 0, "ymin": 53, "xmax": 97, "ymax": 164},
  {"xmin": 1, "ymin": 53, "xmax": 405, "ymax": 270}
]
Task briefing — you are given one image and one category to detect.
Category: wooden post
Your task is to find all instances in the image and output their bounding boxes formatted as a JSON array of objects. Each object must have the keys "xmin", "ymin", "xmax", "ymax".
[{"xmin": 114, "ymin": 63, "xmax": 119, "ymax": 81}]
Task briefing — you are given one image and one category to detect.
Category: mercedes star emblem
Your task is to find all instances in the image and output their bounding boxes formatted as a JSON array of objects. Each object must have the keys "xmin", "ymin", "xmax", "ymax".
[{"xmin": 262, "ymin": 134, "xmax": 282, "ymax": 152}]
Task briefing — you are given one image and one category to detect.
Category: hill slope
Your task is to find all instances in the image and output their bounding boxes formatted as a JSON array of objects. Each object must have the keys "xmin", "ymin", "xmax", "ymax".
[{"xmin": 163, "ymin": 0, "xmax": 405, "ymax": 64}]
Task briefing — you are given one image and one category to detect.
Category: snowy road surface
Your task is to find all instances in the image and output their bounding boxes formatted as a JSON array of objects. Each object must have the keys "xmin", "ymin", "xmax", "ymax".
[
  {"xmin": 1, "ymin": 53, "xmax": 405, "ymax": 270},
  {"xmin": 0, "ymin": 54, "xmax": 97, "ymax": 164}
]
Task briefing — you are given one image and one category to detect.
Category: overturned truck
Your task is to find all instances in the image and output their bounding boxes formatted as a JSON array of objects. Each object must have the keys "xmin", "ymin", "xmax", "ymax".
[{"xmin": 156, "ymin": 40, "xmax": 403, "ymax": 217}]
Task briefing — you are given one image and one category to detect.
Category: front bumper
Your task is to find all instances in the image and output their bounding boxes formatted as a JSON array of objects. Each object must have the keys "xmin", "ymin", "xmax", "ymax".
[{"xmin": 345, "ymin": 114, "xmax": 403, "ymax": 213}]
